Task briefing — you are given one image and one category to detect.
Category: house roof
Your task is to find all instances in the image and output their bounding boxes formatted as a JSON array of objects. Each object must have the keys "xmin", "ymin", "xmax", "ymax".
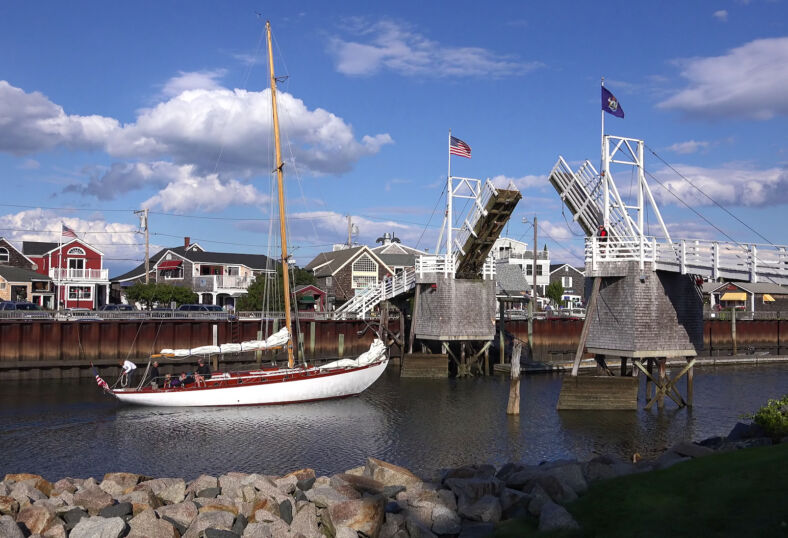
[
  {"xmin": 550, "ymin": 263, "xmax": 585, "ymax": 275},
  {"xmin": 304, "ymin": 246, "xmax": 393, "ymax": 278},
  {"xmin": 496, "ymin": 264, "xmax": 531, "ymax": 297},
  {"xmin": 22, "ymin": 239, "xmax": 105, "ymax": 257},
  {"xmin": 22, "ymin": 241, "xmax": 60, "ymax": 256},
  {"xmin": 294, "ymin": 284, "xmax": 326, "ymax": 296},
  {"xmin": 111, "ymin": 245, "xmax": 277, "ymax": 282},
  {"xmin": 703, "ymin": 281, "xmax": 788, "ymax": 295},
  {"xmin": 0, "ymin": 238, "xmax": 37, "ymax": 268},
  {"xmin": 0, "ymin": 266, "xmax": 51, "ymax": 282}
]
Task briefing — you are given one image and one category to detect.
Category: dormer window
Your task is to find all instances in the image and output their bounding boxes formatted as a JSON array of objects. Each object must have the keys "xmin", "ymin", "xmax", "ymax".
[{"xmin": 0, "ymin": 247, "xmax": 8, "ymax": 263}]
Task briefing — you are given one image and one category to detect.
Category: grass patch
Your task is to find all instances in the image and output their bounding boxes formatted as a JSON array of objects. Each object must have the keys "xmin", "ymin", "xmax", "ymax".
[{"xmin": 493, "ymin": 443, "xmax": 788, "ymax": 537}]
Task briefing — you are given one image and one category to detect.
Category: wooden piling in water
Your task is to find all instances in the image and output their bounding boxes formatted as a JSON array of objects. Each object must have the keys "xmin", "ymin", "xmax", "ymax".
[{"xmin": 506, "ymin": 342, "xmax": 522, "ymax": 415}]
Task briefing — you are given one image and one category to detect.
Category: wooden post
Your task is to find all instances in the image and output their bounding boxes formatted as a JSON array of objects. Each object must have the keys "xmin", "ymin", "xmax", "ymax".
[
  {"xmin": 309, "ymin": 322, "xmax": 315, "ymax": 356},
  {"xmin": 498, "ymin": 299, "xmax": 506, "ymax": 364},
  {"xmin": 212, "ymin": 324, "xmax": 219, "ymax": 371},
  {"xmin": 571, "ymin": 277, "xmax": 601, "ymax": 376},
  {"xmin": 646, "ymin": 358, "xmax": 654, "ymax": 401},
  {"xmin": 460, "ymin": 342, "xmax": 466, "ymax": 377},
  {"xmin": 620, "ymin": 357, "xmax": 627, "ymax": 376},
  {"xmin": 484, "ymin": 345, "xmax": 490, "ymax": 376},
  {"xmin": 399, "ymin": 308, "xmax": 405, "ymax": 363},
  {"xmin": 731, "ymin": 307, "xmax": 737, "ymax": 355},
  {"xmin": 408, "ymin": 285, "xmax": 421, "ymax": 354},
  {"xmin": 338, "ymin": 333, "xmax": 344, "ymax": 358},
  {"xmin": 686, "ymin": 357, "xmax": 694, "ymax": 406},
  {"xmin": 506, "ymin": 341, "xmax": 522, "ymax": 415},
  {"xmin": 657, "ymin": 358, "xmax": 666, "ymax": 409}
]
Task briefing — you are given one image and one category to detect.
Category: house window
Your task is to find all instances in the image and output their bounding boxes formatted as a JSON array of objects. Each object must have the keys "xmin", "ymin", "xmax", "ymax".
[
  {"xmin": 537, "ymin": 265, "xmax": 543, "ymax": 276},
  {"xmin": 351, "ymin": 254, "xmax": 378, "ymax": 289},
  {"xmin": 162, "ymin": 267, "xmax": 184, "ymax": 279},
  {"xmin": 0, "ymin": 281, "xmax": 6, "ymax": 290},
  {"xmin": 562, "ymin": 276, "xmax": 573, "ymax": 288},
  {"xmin": 326, "ymin": 276, "xmax": 333, "ymax": 287},
  {"xmin": 67, "ymin": 247, "xmax": 85, "ymax": 256},
  {"xmin": 68, "ymin": 286, "xmax": 92, "ymax": 300},
  {"xmin": 0, "ymin": 247, "xmax": 8, "ymax": 263},
  {"xmin": 526, "ymin": 264, "xmax": 533, "ymax": 276},
  {"xmin": 226, "ymin": 266, "xmax": 240, "ymax": 276},
  {"xmin": 68, "ymin": 258, "xmax": 85, "ymax": 270}
]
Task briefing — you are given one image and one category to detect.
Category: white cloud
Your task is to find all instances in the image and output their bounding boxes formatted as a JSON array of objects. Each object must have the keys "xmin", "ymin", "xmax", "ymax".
[
  {"xmin": 0, "ymin": 80, "xmax": 119, "ymax": 155},
  {"xmin": 658, "ymin": 37, "xmax": 788, "ymax": 119},
  {"xmin": 328, "ymin": 19, "xmax": 541, "ymax": 78},
  {"xmin": 161, "ymin": 70, "xmax": 227, "ymax": 98},
  {"xmin": 142, "ymin": 166, "xmax": 269, "ymax": 213},
  {"xmin": 107, "ymin": 87, "xmax": 392, "ymax": 176},
  {"xmin": 0, "ymin": 209, "xmax": 141, "ymax": 264},
  {"xmin": 64, "ymin": 161, "xmax": 178, "ymax": 200},
  {"xmin": 713, "ymin": 10, "xmax": 728, "ymax": 21},
  {"xmin": 651, "ymin": 163, "xmax": 788, "ymax": 207},
  {"xmin": 18, "ymin": 158, "xmax": 40, "ymax": 169},
  {"xmin": 665, "ymin": 140, "xmax": 711, "ymax": 154},
  {"xmin": 491, "ymin": 174, "xmax": 547, "ymax": 190},
  {"xmin": 0, "ymin": 80, "xmax": 392, "ymax": 179}
]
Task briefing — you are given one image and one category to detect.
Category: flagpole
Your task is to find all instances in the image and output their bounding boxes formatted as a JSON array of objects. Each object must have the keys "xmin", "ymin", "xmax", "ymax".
[
  {"xmin": 57, "ymin": 223, "xmax": 63, "ymax": 311},
  {"xmin": 600, "ymin": 77, "xmax": 608, "ymax": 228},
  {"xmin": 447, "ymin": 129, "xmax": 452, "ymax": 257}
]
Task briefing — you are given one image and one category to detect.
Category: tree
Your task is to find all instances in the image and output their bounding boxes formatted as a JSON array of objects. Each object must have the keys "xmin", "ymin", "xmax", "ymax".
[
  {"xmin": 124, "ymin": 282, "xmax": 198, "ymax": 309},
  {"xmin": 545, "ymin": 281, "xmax": 565, "ymax": 307},
  {"xmin": 236, "ymin": 265, "xmax": 316, "ymax": 312}
]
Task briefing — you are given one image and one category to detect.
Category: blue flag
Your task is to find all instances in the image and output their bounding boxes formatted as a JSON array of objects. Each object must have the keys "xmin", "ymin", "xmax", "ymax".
[{"xmin": 601, "ymin": 86, "xmax": 624, "ymax": 118}]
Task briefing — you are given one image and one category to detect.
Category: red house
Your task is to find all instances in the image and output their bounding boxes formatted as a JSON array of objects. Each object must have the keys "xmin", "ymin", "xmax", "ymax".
[{"xmin": 23, "ymin": 239, "xmax": 110, "ymax": 309}]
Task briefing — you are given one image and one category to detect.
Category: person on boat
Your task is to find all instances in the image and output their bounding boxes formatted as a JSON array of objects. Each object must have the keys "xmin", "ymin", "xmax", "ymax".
[
  {"xmin": 168, "ymin": 373, "xmax": 180, "ymax": 388},
  {"xmin": 149, "ymin": 361, "xmax": 161, "ymax": 387},
  {"xmin": 195, "ymin": 359, "xmax": 212, "ymax": 386},
  {"xmin": 119, "ymin": 359, "xmax": 137, "ymax": 387},
  {"xmin": 163, "ymin": 373, "xmax": 173, "ymax": 388},
  {"xmin": 179, "ymin": 372, "xmax": 194, "ymax": 387}
]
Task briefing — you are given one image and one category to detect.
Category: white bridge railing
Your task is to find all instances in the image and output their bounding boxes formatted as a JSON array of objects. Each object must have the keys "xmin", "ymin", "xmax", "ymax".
[
  {"xmin": 415, "ymin": 254, "xmax": 496, "ymax": 280},
  {"xmin": 334, "ymin": 267, "xmax": 417, "ymax": 318},
  {"xmin": 587, "ymin": 236, "xmax": 788, "ymax": 284}
]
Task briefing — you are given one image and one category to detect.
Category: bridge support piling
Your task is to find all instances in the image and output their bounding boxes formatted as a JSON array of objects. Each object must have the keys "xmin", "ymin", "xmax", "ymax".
[
  {"xmin": 687, "ymin": 357, "xmax": 694, "ymax": 406},
  {"xmin": 658, "ymin": 358, "xmax": 666, "ymax": 409}
]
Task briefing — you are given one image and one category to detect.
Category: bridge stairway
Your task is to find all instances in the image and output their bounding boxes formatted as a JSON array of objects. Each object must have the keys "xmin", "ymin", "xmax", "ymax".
[
  {"xmin": 454, "ymin": 185, "xmax": 521, "ymax": 279},
  {"xmin": 334, "ymin": 267, "xmax": 416, "ymax": 317}
]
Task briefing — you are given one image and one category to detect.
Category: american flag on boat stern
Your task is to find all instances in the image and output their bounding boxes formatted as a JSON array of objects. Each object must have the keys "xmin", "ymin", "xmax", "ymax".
[
  {"xmin": 449, "ymin": 136, "xmax": 471, "ymax": 159},
  {"xmin": 93, "ymin": 367, "xmax": 109, "ymax": 390}
]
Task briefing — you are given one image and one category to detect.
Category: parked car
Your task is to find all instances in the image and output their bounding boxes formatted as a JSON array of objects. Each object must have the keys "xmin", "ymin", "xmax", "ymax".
[
  {"xmin": 0, "ymin": 301, "xmax": 43, "ymax": 311},
  {"xmin": 0, "ymin": 301, "xmax": 51, "ymax": 319},
  {"xmin": 177, "ymin": 304, "xmax": 225, "ymax": 312},
  {"xmin": 98, "ymin": 304, "xmax": 136, "ymax": 311}
]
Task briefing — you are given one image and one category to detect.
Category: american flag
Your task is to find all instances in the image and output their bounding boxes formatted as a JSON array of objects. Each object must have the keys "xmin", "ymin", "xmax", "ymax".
[
  {"xmin": 61, "ymin": 223, "xmax": 78, "ymax": 239},
  {"xmin": 449, "ymin": 136, "xmax": 471, "ymax": 159},
  {"xmin": 93, "ymin": 367, "xmax": 109, "ymax": 390}
]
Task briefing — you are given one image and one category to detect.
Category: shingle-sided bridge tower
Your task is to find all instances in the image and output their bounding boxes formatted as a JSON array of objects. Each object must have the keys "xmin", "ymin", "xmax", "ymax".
[{"xmin": 550, "ymin": 134, "xmax": 788, "ymax": 409}]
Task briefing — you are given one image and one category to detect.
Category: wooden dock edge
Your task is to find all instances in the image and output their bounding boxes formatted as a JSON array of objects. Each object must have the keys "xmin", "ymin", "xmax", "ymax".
[{"xmin": 557, "ymin": 376, "xmax": 639, "ymax": 410}]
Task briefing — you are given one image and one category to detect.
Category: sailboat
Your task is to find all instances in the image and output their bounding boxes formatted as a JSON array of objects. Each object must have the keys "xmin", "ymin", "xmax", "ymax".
[{"xmin": 109, "ymin": 22, "xmax": 388, "ymax": 407}]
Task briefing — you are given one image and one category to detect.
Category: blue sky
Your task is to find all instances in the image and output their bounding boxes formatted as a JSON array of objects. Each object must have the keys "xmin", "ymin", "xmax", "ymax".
[{"xmin": 0, "ymin": 0, "xmax": 786, "ymax": 274}]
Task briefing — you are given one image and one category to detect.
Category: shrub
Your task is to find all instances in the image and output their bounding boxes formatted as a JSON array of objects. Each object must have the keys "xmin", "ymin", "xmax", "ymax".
[{"xmin": 747, "ymin": 394, "xmax": 788, "ymax": 440}]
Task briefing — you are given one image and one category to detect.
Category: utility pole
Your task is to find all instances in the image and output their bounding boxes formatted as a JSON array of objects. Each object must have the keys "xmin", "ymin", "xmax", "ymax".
[
  {"xmin": 523, "ymin": 216, "xmax": 538, "ymax": 359},
  {"xmin": 347, "ymin": 215, "xmax": 352, "ymax": 247},
  {"xmin": 135, "ymin": 209, "xmax": 150, "ymax": 283}
]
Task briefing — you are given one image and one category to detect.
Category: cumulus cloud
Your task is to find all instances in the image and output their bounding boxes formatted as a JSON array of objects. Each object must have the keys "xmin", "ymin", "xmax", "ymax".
[
  {"xmin": 0, "ymin": 209, "xmax": 142, "ymax": 265},
  {"xmin": 64, "ymin": 161, "xmax": 178, "ymax": 200},
  {"xmin": 161, "ymin": 70, "xmax": 227, "ymax": 98},
  {"xmin": 650, "ymin": 163, "xmax": 788, "ymax": 207},
  {"xmin": 665, "ymin": 140, "xmax": 711, "ymax": 154},
  {"xmin": 491, "ymin": 174, "xmax": 547, "ymax": 190},
  {"xmin": 142, "ymin": 166, "xmax": 269, "ymax": 213},
  {"xmin": 107, "ymin": 87, "xmax": 392, "ymax": 176},
  {"xmin": 713, "ymin": 10, "xmax": 728, "ymax": 22},
  {"xmin": 0, "ymin": 80, "xmax": 119, "ymax": 155},
  {"xmin": 658, "ymin": 37, "xmax": 788, "ymax": 119},
  {"xmin": 328, "ymin": 19, "xmax": 541, "ymax": 78},
  {"xmin": 0, "ymin": 80, "xmax": 392, "ymax": 179}
]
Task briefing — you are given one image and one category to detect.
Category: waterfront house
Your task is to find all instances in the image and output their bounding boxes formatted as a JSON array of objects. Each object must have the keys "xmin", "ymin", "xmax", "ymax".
[
  {"xmin": 490, "ymin": 237, "xmax": 551, "ymax": 295},
  {"xmin": 495, "ymin": 263, "xmax": 531, "ymax": 314},
  {"xmin": 548, "ymin": 264, "xmax": 587, "ymax": 307},
  {"xmin": 110, "ymin": 238, "xmax": 277, "ymax": 309},
  {"xmin": 0, "ymin": 237, "xmax": 37, "ymax": 271},
  {"xmin": 294, "ymin": 284, "xmax": 327, "ymax": 312},
  {"xmin": 0, "ymin": 266, "xmax": 53, "ymax": 304},
  {"xmin": 370, "ymin": 232, "xmax": 428, "ymax": 276},
  {"xmin": 703, "ymin": 281, "xmax": 788, "ymax": 315},
  {"xmin": 304, "ymin": 245, "xmax": 394, "ymax": 310},
  {"xmin": 22, "ymin": 239, "xmax": 109, "ymax": 309}
]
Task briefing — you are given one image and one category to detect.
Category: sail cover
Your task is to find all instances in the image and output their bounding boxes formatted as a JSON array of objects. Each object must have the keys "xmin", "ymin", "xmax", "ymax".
[{"xmin": 159, "ymin": 327, "xmax": 290, "ymax": 357}]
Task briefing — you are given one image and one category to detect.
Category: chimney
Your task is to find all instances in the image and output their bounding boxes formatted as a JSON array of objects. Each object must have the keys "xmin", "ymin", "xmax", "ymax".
[{"xmin": 184, "ymin": 236, "xmax": 190, "ymax": 248}]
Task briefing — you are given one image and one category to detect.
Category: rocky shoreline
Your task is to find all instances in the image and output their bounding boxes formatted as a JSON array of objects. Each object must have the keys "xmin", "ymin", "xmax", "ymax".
[{"xmin": 0, "ymin": 422, "xmax": 782, "ymax": 538}]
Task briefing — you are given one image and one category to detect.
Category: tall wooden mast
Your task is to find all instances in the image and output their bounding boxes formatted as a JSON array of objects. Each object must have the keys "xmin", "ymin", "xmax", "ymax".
[{"xmin": 266, "ymin": 21, "xmax": 295, "ymax": 368}]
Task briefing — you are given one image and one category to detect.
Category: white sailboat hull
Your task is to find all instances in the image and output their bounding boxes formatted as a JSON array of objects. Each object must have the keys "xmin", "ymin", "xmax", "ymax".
[{"xmin": 111, "ymin": 358, "xmax": 388, "ymax": 407}]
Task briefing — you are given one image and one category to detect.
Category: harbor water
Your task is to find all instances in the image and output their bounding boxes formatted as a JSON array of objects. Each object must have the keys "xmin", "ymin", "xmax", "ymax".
[{"xmin": 1, "ymin": 364, "xmax": 786, "ymax": 481}]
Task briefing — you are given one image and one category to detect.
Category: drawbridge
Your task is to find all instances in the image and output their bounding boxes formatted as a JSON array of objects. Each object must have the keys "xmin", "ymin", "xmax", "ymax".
[
  {"xmin": 335, "ymin": 178, "xmax": 521, "ymax": 317},
  {"xmin": 550, "ymin": 135, "xmax": 788, "ymax": 285}
]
